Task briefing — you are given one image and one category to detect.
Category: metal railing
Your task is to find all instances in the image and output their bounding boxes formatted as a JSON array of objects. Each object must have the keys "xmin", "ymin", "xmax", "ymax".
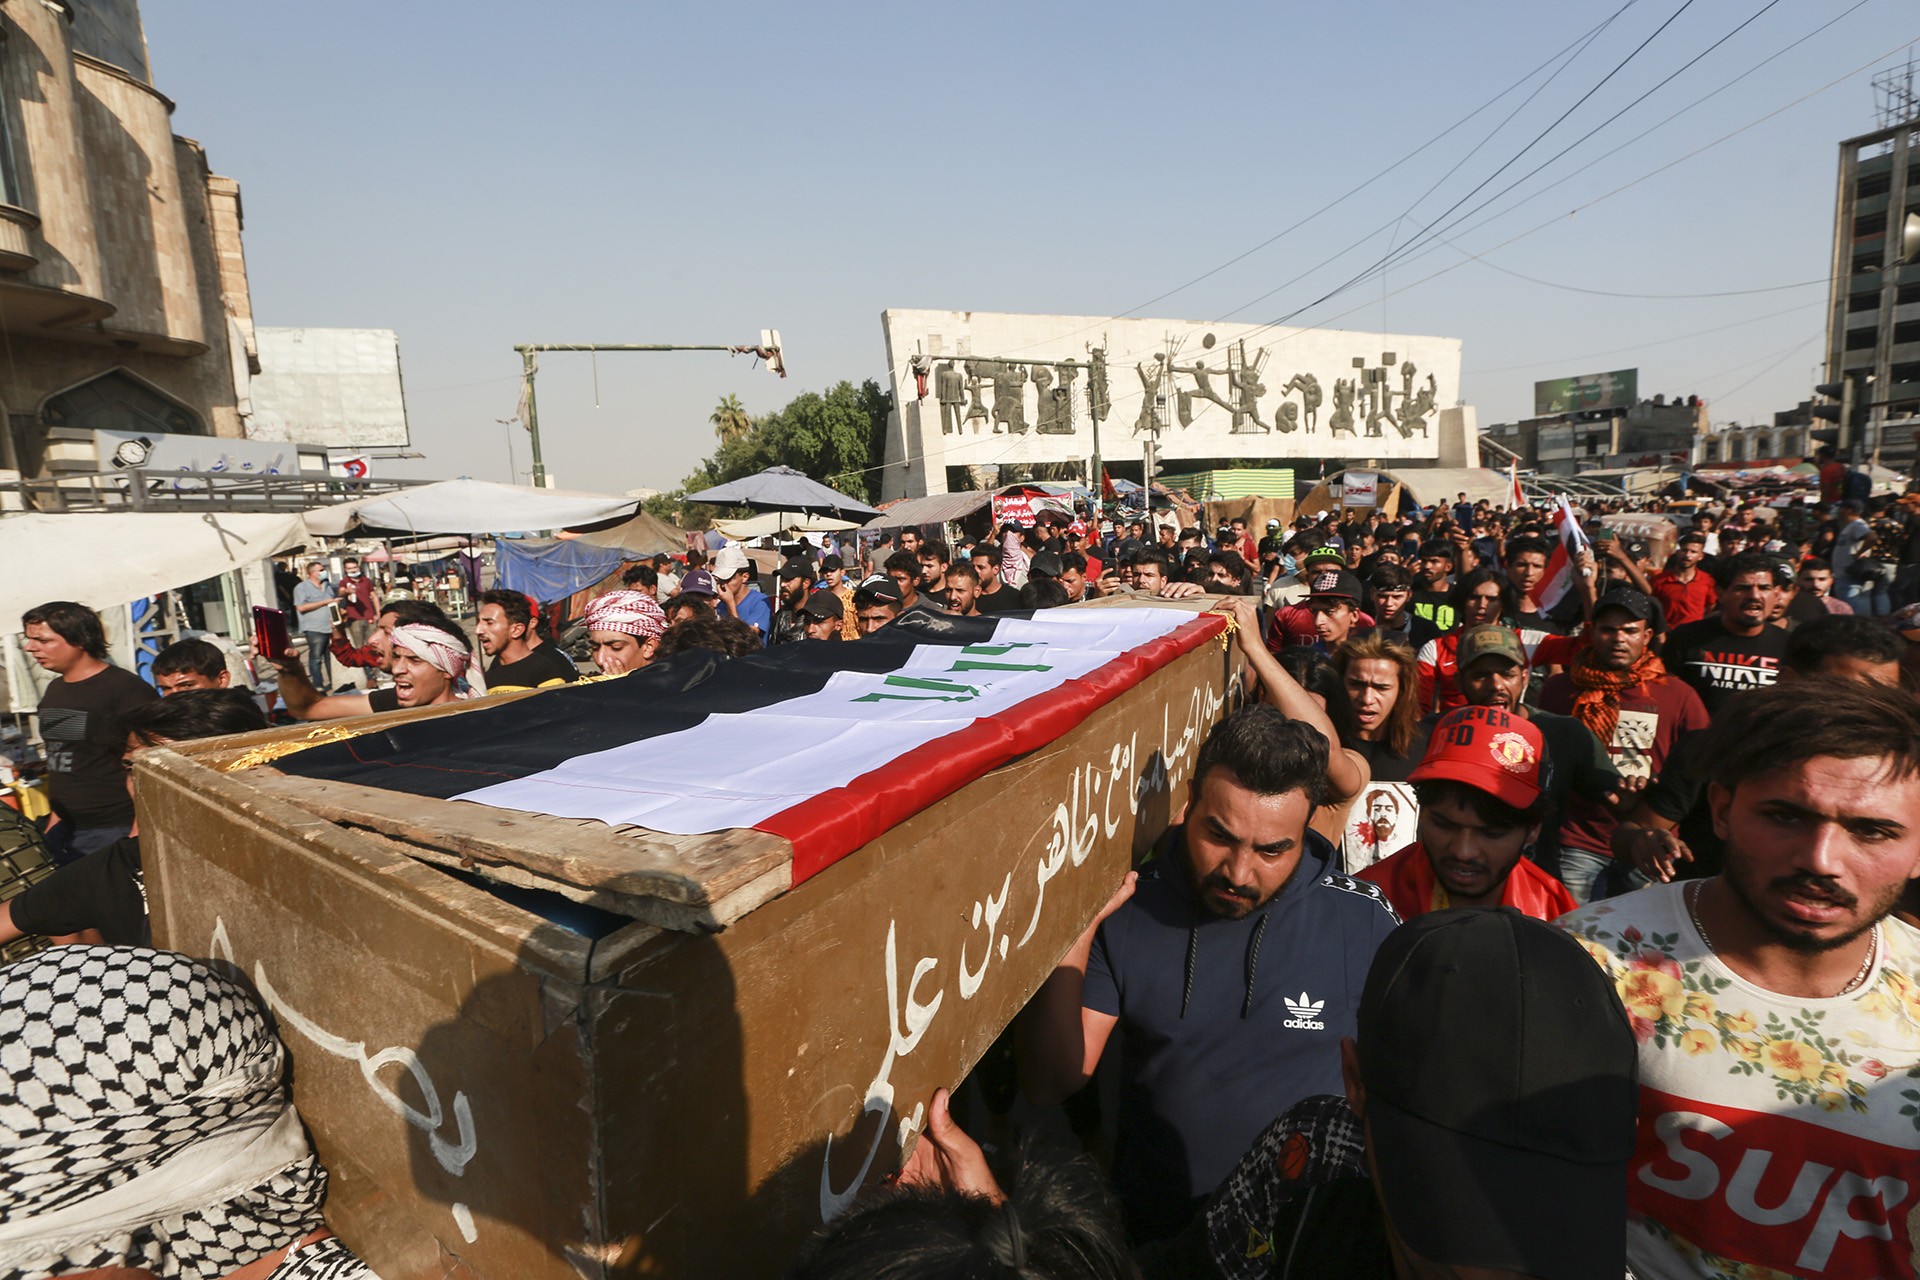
[{"xmin": 0, "ymin": 468, "xmax": 428, "ymax": 514}]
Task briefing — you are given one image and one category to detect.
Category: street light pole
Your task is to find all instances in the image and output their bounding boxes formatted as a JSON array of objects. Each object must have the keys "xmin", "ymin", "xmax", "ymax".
[{"xmin": 512, "ymin": 336, "xmax": 785, "ymax": 489}]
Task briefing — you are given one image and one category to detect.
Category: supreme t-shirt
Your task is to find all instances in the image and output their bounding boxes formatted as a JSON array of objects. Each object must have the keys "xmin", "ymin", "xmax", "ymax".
[
  {"xmin": 1661, "ymin": 618, "xmax": 1786, "ymax": 718},
  {"xmin": 1561, "ymin": 886, "xmax": 1920, "ymax": 1280}
]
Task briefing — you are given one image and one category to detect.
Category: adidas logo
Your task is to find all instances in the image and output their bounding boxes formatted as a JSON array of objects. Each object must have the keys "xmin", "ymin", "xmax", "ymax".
[{"xmin": 1282, "ymin": 992, "xmax": 1326, "ymax": 1031}]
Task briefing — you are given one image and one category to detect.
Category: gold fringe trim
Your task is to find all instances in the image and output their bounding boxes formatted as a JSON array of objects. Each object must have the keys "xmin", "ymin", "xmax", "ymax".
[{"xmin": 223, "ymin": 724, "xmax": 374, "ymax": 772}]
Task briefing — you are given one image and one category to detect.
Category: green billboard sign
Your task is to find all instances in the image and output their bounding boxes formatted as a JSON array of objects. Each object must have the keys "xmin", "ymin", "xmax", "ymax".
[{"xmin": 1534, "ymin": 368, "xmax": 1638, "ymax": 417}]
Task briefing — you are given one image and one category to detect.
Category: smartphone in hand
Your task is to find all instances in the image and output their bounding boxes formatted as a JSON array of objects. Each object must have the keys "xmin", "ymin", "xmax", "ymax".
[{"xmin": 252, "ymin": 606, "xmax": 293, "ymax": 661}]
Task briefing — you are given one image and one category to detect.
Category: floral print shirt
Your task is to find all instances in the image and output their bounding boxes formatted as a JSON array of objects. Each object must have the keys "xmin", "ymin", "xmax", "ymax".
[{"xmin": 1560, "ymin": 883, "xmax": 1920, "ymax": 1280}]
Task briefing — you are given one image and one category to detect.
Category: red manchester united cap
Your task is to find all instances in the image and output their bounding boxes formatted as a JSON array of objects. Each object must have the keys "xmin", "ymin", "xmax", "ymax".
[{"xmin": 1409, "ymin": 705, "xmax": 1543, "ymax": 810}]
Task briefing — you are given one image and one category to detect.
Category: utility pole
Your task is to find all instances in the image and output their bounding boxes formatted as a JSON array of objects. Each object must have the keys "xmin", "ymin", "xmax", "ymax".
[{"xmin": 513, "ymin": 335, "xmax": 784, "ymax": 489}]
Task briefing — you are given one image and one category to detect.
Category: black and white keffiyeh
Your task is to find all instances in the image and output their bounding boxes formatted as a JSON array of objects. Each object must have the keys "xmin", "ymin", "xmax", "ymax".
[{"xmin": 0, "ymin": 946, "xmax": 375, "ymax": 1279}]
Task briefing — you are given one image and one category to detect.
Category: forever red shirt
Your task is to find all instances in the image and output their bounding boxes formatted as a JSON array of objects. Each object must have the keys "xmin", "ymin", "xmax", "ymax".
[
  {"xmin": 1649, "ymin": 568, "xmax": 1717, "ymax": 628},
  {"xmin": 1358, "ymin": 842, "xmax": 1577, "ymax": 921}
]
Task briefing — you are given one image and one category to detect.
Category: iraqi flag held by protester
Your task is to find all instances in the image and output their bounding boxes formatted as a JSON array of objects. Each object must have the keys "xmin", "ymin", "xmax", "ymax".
[
  {"xmin": 1535, "ymin": 495, "xmax": 1590, "ymax": 612},
  {"xmin": 1508, "ymin": 460, "xmax": 1525, "ymax": 512},
  {"xmin": 272, "ymin": 606, "xmax": 1225, "ymax": 884}
]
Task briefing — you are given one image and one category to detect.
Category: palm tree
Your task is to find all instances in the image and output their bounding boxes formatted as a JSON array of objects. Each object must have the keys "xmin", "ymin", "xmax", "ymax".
[{"xmin": 710, "ymin": 394, "xmax": 752, "ymax": 446}]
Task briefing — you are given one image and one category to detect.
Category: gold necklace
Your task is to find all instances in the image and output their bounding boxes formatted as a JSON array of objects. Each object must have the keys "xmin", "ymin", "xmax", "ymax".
[{"xmin": 1687, "ymin": 880, "xmax": 1876, "ymax": 997}]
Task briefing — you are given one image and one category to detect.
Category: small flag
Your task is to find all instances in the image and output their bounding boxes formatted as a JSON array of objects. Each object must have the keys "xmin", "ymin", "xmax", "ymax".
[
  {"xmin": 1508, "ymin": 460, "xmax": 1524, "ymax": 511},
  {"xmin": 1535, "ymin": 496, "xmax": 1590, "ymax": 611}
]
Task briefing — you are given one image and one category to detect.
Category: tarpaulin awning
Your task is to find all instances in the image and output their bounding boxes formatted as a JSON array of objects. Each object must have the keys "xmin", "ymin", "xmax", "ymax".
[
  {"xmin": 861, "ymin": 491, "xmax": 992, "ymax": 531},
  {"xmin": 495, "ymin": 538, "xmax": 635, "ymax": 605},
  {"xmin": 303, "ymin": 478, "xmax": 640, "ymax": 537},
  {"xmin": 566, "ymin": 511, "xmax": 690, "ymax": 557},
  {"xmin": 0, "ymin": 512, "xmax": 309, "ymax": 623}
]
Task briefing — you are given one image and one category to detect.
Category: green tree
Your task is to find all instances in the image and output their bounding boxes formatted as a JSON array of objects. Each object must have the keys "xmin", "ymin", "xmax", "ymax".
[{"xmin": 708, "ymin": 393, "xmax": 753, "ymax": 446}]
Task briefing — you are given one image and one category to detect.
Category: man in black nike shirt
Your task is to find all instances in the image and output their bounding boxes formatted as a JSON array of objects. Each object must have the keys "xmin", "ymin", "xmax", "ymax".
[{"xmin": 1659, "ymin": 550, "xmax": 1786, "ymax": 719}]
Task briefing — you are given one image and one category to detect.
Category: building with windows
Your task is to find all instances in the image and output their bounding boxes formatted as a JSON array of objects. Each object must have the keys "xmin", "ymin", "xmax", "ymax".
[
  {"xmin": 1481, "ymin": 395, "xmax": 1707, "ymax": 477},
  {"xmin": 1823, "ymin": 74, "xmax": 1920, "ymax": 472},
  {"xmin": 0, "ymin": 0, "xmax": 256, "ymax": 479}
]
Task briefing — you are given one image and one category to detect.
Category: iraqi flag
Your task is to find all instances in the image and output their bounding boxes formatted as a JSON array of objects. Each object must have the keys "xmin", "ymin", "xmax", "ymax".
[
  {"xmin": 1535, "ymin": 495, "xmax": 1590, "ymax": 612},
  {"xmin": 274, "ymin": 606, "xmax": 1224, "ymax": 884},
  {"xmin": 1508, "ymin": 461, "xmax": 1525, "ymax": 512}
]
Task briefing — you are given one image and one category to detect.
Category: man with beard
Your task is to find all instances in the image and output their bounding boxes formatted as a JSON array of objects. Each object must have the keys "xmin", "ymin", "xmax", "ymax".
[
  {"xmin": 475, "ymin": 589, "xmax": 579, "ymax": 692},
  {"xmin": 1360, "ymin": 705, "xmax": 1576, "ymax": 921},
  {"xmin": 1560, "ymin": 678, "xmax": 1920, "ymax": 1280},
  {"xmin": 969, "ymin": 542, "xmax": 1021, "ymax": 615},
  {"xmin": 1019, "ymin": 705, "xmax": 1398, "ymax": 1244},
  {"xmin": 1661, "ymin": 551, "xmax": 1787, "ymax": 718},
  {"xmin": 915, "ymin": 539, "xmax": 954, "ymax": 610},
  {"xmin": 769, "ymin": 560, "xmax": 815, "ymax": 645},
  {"xmin": 1540, "ymin": 589, "xmax": 1709, "ymax": 905},
  {"xmin": 941, "ymin": 562, "xmax": 982, "ymax": 616},
  {"xmin": 1408, "ymin": 541, "xmax": 1458, "ymax": 633},
  {"xmin": 1449, "ymin": 625, "xmax": 1622, "ymax": 879}
]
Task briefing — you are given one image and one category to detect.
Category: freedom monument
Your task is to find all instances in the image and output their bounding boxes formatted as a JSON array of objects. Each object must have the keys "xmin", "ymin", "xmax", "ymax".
[{"xmin": 878, "ymin": 309, "xmax": 1473, "ymax": 500}]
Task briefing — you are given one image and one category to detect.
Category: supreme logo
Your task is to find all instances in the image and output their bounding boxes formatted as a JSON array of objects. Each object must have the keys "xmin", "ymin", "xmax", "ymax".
[{"xmin": 1631, "ymin": 1087, "xmax": 1914, "ymax": 1275}]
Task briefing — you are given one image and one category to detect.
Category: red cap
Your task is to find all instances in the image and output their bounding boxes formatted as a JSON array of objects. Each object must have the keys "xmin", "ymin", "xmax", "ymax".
[{"xmin": 1409, "ymin": 706, "xmax": 1543, "ymax": 810}]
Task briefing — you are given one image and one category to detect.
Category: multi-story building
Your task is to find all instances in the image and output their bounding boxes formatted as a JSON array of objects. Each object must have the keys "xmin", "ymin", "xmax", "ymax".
[
  {"xmin": 0, "ymin": 0, "xmax": 255, "ymax": 480},
  {"xmin": 1482, "ymin": 394, "xmax": 1707, "ymax": 476},
  {"xmin": 1822, "ymin": 72, "xmax": 1920, "ymax": 473}
]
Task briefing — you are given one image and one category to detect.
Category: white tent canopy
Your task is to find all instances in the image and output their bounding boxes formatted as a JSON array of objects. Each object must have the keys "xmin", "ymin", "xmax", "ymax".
[
  {"xmin": 303, "ymin": 478, "xmax": 640, "ymax": 538},
  {"xmin": 0, "ymin": 512, "xmax": 309, "ymax": 624},
  {"xmin": 710, "ymin": 512, "xmax": 858, "ymax": 541}
]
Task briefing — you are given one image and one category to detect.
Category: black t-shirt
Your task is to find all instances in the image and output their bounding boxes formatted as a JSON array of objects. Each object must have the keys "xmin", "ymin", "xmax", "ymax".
[
  {"xmin": 486, "ymin": 643, "xmax": 580, "ymax": 691},
  {"xmin": 1529, "ymin": 710, "xmax": 1622, "ymax": 873},
  {"xmin": 367, "ymin": 687, "xmax": 401, "ymax": 713},
  {"xmin": 10, "ymin": 836, "xmax": 148, "ymax": 944},
  {"xmin": 38, "ymin": 664, "xmax": 157, "ymax": 828},
  {"xmin": 1661, "ymin": 617, "xmax": 1786, "ymax": 718},
  {"xmin": 1352, "ymin": 722, "xmax": 1433, "ymax": 783},
  {"xmin": 919, "ymin": 584, "xmax": 953, "ymax": 611},
  {"xmin": 973, "ymin": 583, "xmax": 1024, "ymax": 615},
  {"xmin": 1409, "ymin": 590, "xmax": 1456, "ymax": 634}
]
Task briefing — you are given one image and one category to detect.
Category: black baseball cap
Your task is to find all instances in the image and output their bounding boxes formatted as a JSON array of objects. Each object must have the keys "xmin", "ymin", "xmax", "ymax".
[
  {"xmin": 1360, "ymin": 908, "xmax": 1638, "ymax": 1280},
  {"xmin": 853, "ymin": 574, "xmax": 903, "ymax": 607},
  {"xmin": 778, "ymin": 559, "xmax": 813, "ymax": 582},
  {"xmin": 1029, "ymin": 550, "xmax": 1065, "ymax": 579},
  {"xmin": 1592, "ymin": 586, "xmax": 1655, "ymax": 622},
  {"xmin": 800, "ymin": 589, "xmax": 844, "ymax": 622},
  {"xmin": 1306, "ymin": 568, "xmax": 1364, "ymax": 602}
]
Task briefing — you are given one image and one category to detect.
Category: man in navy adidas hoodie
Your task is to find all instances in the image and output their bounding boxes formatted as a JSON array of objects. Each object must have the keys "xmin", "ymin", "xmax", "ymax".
[{"xmin": 1020, "ymin": 704, "xmax": 1400, "ymax": 1244}]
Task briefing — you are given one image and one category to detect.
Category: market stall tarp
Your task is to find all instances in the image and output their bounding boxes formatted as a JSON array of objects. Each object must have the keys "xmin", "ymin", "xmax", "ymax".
[
  {"xmin": 1296, "ymin": 467, "xmax": 1511, "ymax": 518},
  {"xmin": 0, "ymin": 512, "xmax": 308, "ymax": 624},
  {"xmin": 710, "ymin": 512, "xmax": 858, "ymax": 541},
  {"xmin": 303, "ymin": 478, "xmax": 640, "ymax": 538},
  {"xmin": 566, "ymin": 510, "xmax": 690, "ymax": 557},
  {"xmin": 495, "ymin": 538, "xmax": 633, "ymax": 605},
  {"xmin": 861, "ymin": 491, "xmax": 992, "ymax": 532}
]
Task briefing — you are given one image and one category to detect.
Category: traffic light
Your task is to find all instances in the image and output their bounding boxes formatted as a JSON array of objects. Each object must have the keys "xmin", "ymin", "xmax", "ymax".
[{"xmin": 1811, "ymin": 376, "xmax": 1857, "ymax": 451}]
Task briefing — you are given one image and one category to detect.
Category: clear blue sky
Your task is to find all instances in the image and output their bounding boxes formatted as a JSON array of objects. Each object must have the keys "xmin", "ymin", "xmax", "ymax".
[{"xmin": 145, "ymin": 1, "xmax": 1917, "ymax": 492}]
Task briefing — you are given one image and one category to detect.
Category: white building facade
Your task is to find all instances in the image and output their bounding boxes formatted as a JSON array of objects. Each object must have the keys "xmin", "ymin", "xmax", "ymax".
[{"xmin": 879, "ymin": 309, "xmax": 1468, "ymax": 500}]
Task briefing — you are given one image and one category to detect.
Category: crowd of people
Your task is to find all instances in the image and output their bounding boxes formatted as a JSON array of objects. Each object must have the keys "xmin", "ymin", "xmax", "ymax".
[{"xmin": 5, "ymin": 479, "xmax": 1920, "ymax": 1278}]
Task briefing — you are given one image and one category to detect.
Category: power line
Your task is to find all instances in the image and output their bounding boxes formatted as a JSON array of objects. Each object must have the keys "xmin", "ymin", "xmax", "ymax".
[
  {"xmin": 928, "ymin": 6, "xmax": 1645, "ymax": 365},
  {"xmin": 1255, "ymin": 0, "xmax": 1710, "ymax": 337},
  {"xmin": 1452, "ymin": 250, "xmax": 1824, "ymax": 299},
  {"xmin": 1470, "ymin": 299, "xmax": 1820, "ymax": 374}
]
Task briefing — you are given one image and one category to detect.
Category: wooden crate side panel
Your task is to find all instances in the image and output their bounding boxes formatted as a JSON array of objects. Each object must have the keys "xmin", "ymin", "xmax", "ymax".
[
  {"xmin": 589, "ymin": 637, "xmax": 1244, "ymax": 1274},
  {"xmin": 139, "ymin": 753, "xmax": 606, "ymax": 1280}
]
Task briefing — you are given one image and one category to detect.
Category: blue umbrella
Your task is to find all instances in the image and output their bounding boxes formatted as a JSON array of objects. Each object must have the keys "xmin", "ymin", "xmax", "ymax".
[{"xmin": 685, "ymin": 465, "xmax": 880, "ymax": 520}]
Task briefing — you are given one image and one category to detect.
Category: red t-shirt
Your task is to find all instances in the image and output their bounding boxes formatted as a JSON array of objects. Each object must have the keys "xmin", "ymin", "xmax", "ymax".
[
  {"xmin": 1819, "ymin": 460, "xmax": 1847, "ymax": 505},
  {"xmin": 1538, "ymin": 672, "xmax": 1709, "ymax": 858},
  {"xmin": 1649, "ymin": 569, "xmax": 1717, "ymax": 628},
  {"xmin": 1358, "ymin": 842, "xmax": 1577, "ymax": 921},
  {"xmin": 1266, "ymin": 604, "xmax": 1378, "ymax": 650}
]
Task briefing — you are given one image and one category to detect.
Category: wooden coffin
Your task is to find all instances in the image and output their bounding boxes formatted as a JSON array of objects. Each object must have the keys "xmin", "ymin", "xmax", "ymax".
[{"xmin": 141, "ymin": 598, "xmax": 1246, "ymax": 1278}]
